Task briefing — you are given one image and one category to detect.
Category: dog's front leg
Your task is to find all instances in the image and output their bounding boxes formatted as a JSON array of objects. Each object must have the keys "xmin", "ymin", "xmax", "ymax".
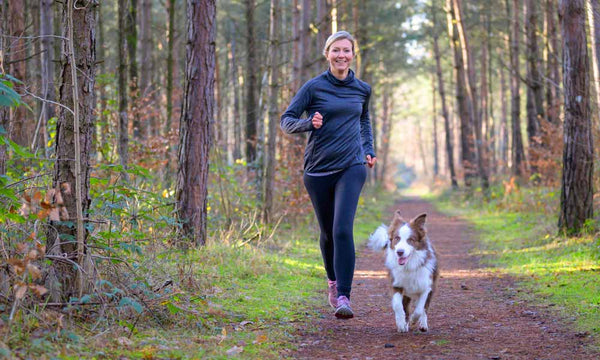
[
  {"xmin": 392, "ymin": 292, "xmax": 409, "ymax": 332},
  {"xmin": 409, "ymin": 289, "xmax": 431, "ymax": 332}
]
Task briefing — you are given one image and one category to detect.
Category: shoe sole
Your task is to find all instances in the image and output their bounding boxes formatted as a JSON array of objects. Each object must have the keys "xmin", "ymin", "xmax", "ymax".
[{"xmin": 335, "ymin": 306, "xmax": 354, "ymax": 319}]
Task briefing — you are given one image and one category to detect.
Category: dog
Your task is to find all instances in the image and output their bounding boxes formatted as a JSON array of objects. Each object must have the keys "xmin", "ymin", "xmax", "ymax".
[{"xmin": 368, "ymin": 210, "xmax": 439, "ymax": 333}]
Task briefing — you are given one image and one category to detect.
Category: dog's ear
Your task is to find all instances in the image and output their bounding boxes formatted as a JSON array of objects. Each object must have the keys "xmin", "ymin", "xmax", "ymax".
[
  {"xmin": 410, "ymin": 213, "xmax": 427, "ymax": 231},
  {"xmin": 388, "ymin": 210, "xmax": 405, "ymax": 238}
]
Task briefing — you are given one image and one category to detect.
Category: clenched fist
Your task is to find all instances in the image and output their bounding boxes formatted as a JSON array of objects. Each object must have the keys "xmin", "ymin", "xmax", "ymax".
[{"xmin": 312, "ymin": 112, "xmax": 323, "ymax": 129}]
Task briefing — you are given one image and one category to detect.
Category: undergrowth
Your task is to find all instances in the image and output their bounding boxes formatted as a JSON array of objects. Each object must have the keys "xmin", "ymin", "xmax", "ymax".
[{"xmin": 429, "ymin": 184, "xmax": 600, "ymax": 342}]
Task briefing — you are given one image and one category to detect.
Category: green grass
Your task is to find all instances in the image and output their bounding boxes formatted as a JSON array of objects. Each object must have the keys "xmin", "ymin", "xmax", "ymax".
[
  {"xmin": 431, "ymin": 187, "xmax": 600, "ymax": 339},
  {"xmin": 1, "ymin": 187, "xmax": 395, "ymax": 359}
]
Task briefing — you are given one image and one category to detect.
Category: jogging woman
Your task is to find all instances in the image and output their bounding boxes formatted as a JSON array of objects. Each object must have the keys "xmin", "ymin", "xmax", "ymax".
[{"xmin": 280, "ymin": 30, "xmax": 376, "ymax": 319}]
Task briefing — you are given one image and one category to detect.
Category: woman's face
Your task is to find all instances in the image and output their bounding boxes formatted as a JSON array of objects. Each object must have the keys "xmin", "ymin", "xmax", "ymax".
[{"xmin": 326, "ymin": 39, "xmax": 354, "ymax": 74}]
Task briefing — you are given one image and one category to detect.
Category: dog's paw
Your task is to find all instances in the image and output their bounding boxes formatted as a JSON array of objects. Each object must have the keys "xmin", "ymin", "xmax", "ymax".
[
  {"xmin": 411, "ymin": 313, "xmax": 428, "ymax": 332},
  {"xmin": 396, "ymin": 321, "xmax": 409, "ymax": 333},
  {"xmin": 398, "ymin": 323, "xmax": 408, "ymax": 333}
]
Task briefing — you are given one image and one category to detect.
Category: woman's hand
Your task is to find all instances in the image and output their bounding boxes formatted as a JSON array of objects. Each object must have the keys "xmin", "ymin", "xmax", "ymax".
[
  {"xmin": 366, "ymin": 155, "xmax": 377, "ymax": 168},
  {"xmin": 312, "ymin": 112, "xmax": 323, "ymax": 129}
]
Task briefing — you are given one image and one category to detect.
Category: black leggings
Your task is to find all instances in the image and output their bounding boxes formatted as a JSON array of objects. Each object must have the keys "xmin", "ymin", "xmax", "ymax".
[{"xmin": 303, "ymin": 164, "xmax": 367, "ymax": 299}]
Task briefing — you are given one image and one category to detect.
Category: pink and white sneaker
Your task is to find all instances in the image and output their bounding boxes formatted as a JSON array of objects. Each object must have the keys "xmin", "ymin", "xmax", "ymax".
[
  {"xmin": 334, "ymin": 295, "xmax": 354, "ymax": 319},
  {"xmin": 328, "ymin": 280, "xmax": 338, "ymax": 308}
]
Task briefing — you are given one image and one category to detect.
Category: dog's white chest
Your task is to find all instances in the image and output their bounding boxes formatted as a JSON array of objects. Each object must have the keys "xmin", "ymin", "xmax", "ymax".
[{"xmin": 390, "ymin": 267, "xmax": 432, "ymax": 296}]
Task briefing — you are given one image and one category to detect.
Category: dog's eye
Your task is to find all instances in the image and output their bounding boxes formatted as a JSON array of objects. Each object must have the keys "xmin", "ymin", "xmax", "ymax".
[{"xmin": 394, "ymin": 236, "xmax": 401, "ymax": 241}]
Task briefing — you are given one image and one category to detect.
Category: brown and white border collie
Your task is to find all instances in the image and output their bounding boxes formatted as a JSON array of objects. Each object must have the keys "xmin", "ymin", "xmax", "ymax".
[{"xmin": 368, "ymin": 211, "xmax": 439, "ymax": 333}]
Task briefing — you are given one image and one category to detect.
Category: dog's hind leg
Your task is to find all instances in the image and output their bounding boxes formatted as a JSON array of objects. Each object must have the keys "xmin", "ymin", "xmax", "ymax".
[
  {"xmin": 409, "ymin": 289, "xmax": 431, "ymax": 332},
  {"xmin": 392, "ymin": 291, "xmax": 409, "ymax": 333}
]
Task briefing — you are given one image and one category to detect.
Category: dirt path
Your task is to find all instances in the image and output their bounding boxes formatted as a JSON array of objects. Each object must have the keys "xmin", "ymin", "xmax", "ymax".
[{"xmin": 291, "ymin": 197, "xmax": 598, "ymax": 360}]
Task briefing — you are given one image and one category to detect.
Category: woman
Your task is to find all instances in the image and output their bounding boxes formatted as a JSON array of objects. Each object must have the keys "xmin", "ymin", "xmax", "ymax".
[{"xmin": 280, "ymin": 31, "xmax": 376, "ymax": 319}]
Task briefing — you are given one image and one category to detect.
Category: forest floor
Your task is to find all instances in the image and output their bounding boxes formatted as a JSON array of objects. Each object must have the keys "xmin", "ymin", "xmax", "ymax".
[{"xmin": 290, "ymin": 197, "xmax": 599, "ymax": 360}]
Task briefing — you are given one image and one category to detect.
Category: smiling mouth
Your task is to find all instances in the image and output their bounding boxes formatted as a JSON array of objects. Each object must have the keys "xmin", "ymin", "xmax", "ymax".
[{"xmin": 398, "ymin": 257, "xmax": 408, "ymax": 266}]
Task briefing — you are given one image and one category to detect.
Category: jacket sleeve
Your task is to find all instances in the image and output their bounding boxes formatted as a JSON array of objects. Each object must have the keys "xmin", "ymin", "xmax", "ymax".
[
  {"xmin": 280, "ymin": 81, "xmax": 315, "ymax": 134},
  {"xmin": 360, "ymin": 87, "xmax": 376, "ymax": 158}
]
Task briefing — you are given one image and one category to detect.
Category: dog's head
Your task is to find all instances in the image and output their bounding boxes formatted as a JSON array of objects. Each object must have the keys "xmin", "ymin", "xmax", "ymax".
[{"xmin": 388, "ymin": 211, "xmax": 428, "ymax": 266}]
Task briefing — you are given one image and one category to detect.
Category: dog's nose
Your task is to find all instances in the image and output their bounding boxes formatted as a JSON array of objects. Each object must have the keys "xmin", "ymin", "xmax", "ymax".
[{"xmin": 396, "ymin": 250, "xmax": 404, "ymax": 257}]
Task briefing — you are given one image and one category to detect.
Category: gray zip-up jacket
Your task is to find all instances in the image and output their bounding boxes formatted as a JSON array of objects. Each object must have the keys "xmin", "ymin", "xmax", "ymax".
[{"xmin": 280, "ymin": 69, "xmax": 376, "ymax": 174}]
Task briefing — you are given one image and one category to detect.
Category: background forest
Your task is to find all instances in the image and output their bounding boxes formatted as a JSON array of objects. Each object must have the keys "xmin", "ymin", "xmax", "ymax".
[{"xmin": 0, "ymin": 0, "xmax": 599, "ymax": 358}]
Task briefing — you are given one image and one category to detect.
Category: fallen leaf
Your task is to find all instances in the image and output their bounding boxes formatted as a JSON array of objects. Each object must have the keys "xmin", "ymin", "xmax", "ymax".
[
  {"xmin": 26, "ymin": 264, "xmax": 42, "ymax": 280},
  {"xmin": 117, "ymin": 337, "xmax": 133, "ymax": 347},
  {"xmin": 29, "ymin": 284, "xmax": 47, "ymax": 297},
  {"xmin": 15, "ymin": 285, "xmax": 27, "ymax": 300},
  {"xmin": 226, "ymin": 346, "xmax": 243, "ymax": 356}
]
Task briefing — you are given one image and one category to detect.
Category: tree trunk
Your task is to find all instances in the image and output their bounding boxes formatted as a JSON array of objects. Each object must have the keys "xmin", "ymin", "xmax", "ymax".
[
  {"xmin": 118, "ymin": 0, "xmax": 129, "ymax": 176},
  {"xmin": 263, "ymin": 0, "xmax": 280, "ymax": 224},
  {"xmin": 499, "ymin": 51, "xmax": 509, "ymax": 171},
  {"xmin": 453, "ymin": 0, "xmax": 489, "ymax": 192},
  {"xmin": 432, "ymin": 73, "xmax": 439, "ymax": 178},
  {"xmin": 446, "ymin": 0, "xmax": 476, "ymax": 187},
  {"xmin": 558, "ymin": 0, "xmax": 594, "ymax": 235},
  {"xmin": 379, "ymin": 82, "xmax": 392, "ymax": 184},
  {"xmin": 526, "ymin": 0, "xmax": 544, "ymax": 175},
  {"xmin": 432, "ymin": 3, "xmax": 457, "ymax": 188},
  {"xmin": 8, "ymin": 0, "xmax": 29, "ymax": 148},
  {"xmin": 48, "ymin": 0, "xmax": 97, "ymax": 300},
  {"xmin": 139, "ymin": 0, "xmax": 153, "ymax": 138},
  {"xmin": 40, "ymin": 0, "xmax": 55, "ymax": 155},
  {"xmin": 165, "ymin": 0, "xmax": 176, "ymax": 134},
  {"xmin": 316, "ymin": 0, "xmax": 330, "ymax": 71},
  {"xmin": 127, "ymin": 0, "xmax": 140, "ymax": 139},
  {"xmin": 176, "ymin": 0, "xmax": 215, "ymax": 246},
  {"xmin": 245, "ymin": 0, "xmax": 258, "ymax": 164},
  {"xmin": 229, "ymin": 21, "xmax": 242, "ymax": 161},
  {"xmin": 546, "ymin": 0, "xmax": 561, "ymax": 124},
  {"xmin": 508, "ymin": 0, "xmax": 525, "ymax": 177},
  {"xmin": 0, "ymin": 0, "xmax": 8, "ymax": 175},
  {"xmin": 587, "ymin": 0, "xmax": 600, "ymax": 119}
]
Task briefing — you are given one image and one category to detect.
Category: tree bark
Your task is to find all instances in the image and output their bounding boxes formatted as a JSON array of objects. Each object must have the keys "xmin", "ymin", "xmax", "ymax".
[
  {"xmin": 432, "ymin": 3, "xmax": 457, "ymax": 188},
  {"xmin": 263, "ymin": 0, "xmax": 280, "ymax": 224},
  {"xmin": 48, "ymin": 0, "xmax": 97, "ymax": 300},
  {"xmin": 40, "ymin": 0, "xmax": 55, "ymax": 154},
  {"xmin": 508, "ymin": 0, "xmax": 525, "ymax": 177},
  {"xmin": 228, "ymin": 21, "xmax": 242, "ymax": 161},
  {"xmin": 446, "ymin": 0, "xmax": 476, "ymax": 187},
  {"xmin": 525, "ymin": 0, "xmax": 544, "ymax": 175},
  {"xmin": 587, "ymin": 0, "xmax": 600, "ymax": 118},
  {"xmin": 432, "ymin": 72, "xmax": 439, "ymax": 178},
  {"xmin": 558, "ymin": 0, "xmax": 594, "ymax": 235},
  {"xmin": 499, "ymin": 50, "xmax": 509, "ymax": 171},
  {"xmin": 453, "ymin": 0, "xmax": 489, "ymax": 192},
  {"xmin": 8, "ymin": 0, "xmax": 30, "ymax": 148},
  {"xmin": 0, "ymin": 0, "xmax": 8, "ymax": 175},
  {"xmin": 118, "ymin": 0, "xmax": 129, "ymax": 176},
  {"xmin": 165, "ymin": 0, "xmax": 176, "ymax": 134},
  {"xmin": 245, "ymin": 0, "xmax": 258, "ymax": 163},
  {"xmin": 127, "ymin": 0, "xmax": 140, "ymax": 139},
  {"xmin": 176, "ymin": 0, "xmax": 215, "ymax": 246},
  {"xmin": 546, "ymin": 0, "xmax": 561, "ymax": 124},
  {"xmin": 316, "ymin": 0, "xmax": 330, "ymax": 71}
]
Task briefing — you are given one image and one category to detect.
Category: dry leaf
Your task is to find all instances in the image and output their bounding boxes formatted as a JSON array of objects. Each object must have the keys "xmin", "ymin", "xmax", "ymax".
[
  {"xmin": 226, "ymin": 346, "xmax": 243, "ymax": 356},
  {"xmin": 26, "ymin": 264, "xmax": 41, "ymax": 280},
  {"xmin": 37, "ymin": 208, "xmax": 50, "ymax": 220},
  {"xmin": 23, "ymin": 193, "xmax": 31, "ymax": 203},
  {"xmin": 61, "ymin": 182, "xmax": 71, "ymax": 195},
  {"xmin": 36, "ymin": 242, "xmax": 46, "ymax": 255},
  {"xmin": 27, "ymin": 249, "xmax": 39, "ymax": 260},
  {"xmin": 117, "ymin": 337, "xmax": 133, "ymax": 347},
  {"xmin": 45, "ymin": 189, "xmax": 55, "ymax": 203},
  {"xmin": 33, "ymin": 191, "xmax": 42, "ymax": 202},
  {"xmin": 40, "ymin": 200, "xmax": 53, "ymax": 210},
  {"xmin": 15, "ymin": 284, "xmax": 27, "ymax": 300},
  {"xmin": 29, "ymin": 284, "xmax": 47, "ymax": 297},
  {"xmin": 60, "ymin": 207, "xmax": 69, "ymax": 220},
  {"xmin": 15, "ymin": 243, "xmax": 28, "ymax": 254},
  {"xmin": 253, "ymin": 334, "xmax": 268, "ymax": 344},
  {"xmin": 6, "ymin": 258, "xmax": 25, "ymax": 274},
  {"xmin": 54, "ymin": 190, "xmax": 64, "ymax": 206},
  {"xmin": 49, "ymin": 208, "xmax": 60, "ymax": 221}
]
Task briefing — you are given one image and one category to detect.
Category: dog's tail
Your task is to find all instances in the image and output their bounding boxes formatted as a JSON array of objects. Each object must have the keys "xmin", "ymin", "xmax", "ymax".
[{"xmin": 368, "ymin": 224, "xmax": 389, "ymax": 251}]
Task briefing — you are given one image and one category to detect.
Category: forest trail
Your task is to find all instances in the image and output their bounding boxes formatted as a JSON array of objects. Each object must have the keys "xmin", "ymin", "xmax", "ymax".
[{"xmin": 291, "ymin": 197, "xmax": 598, "ymax": 360}]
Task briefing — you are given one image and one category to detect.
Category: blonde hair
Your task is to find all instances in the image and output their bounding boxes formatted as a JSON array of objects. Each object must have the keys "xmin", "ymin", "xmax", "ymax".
[{"xmin": 322, "ymin": 31, "xmax": 356, "ymax": 57}]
